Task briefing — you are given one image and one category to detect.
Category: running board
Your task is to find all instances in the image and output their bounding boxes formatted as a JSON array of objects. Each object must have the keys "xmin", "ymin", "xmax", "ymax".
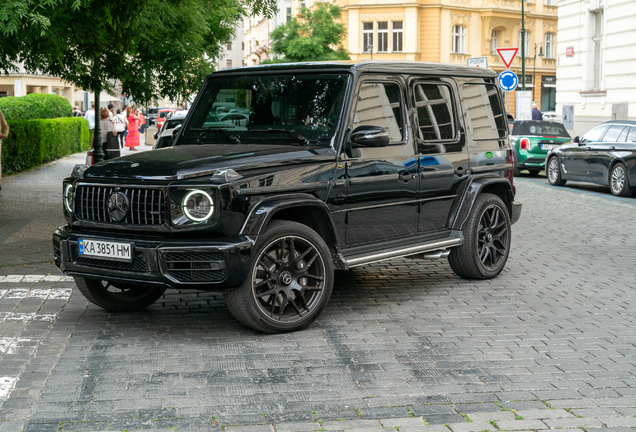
[{"xmin": 345, "ymin": 237, "xmax": 461, "ymax": 268}]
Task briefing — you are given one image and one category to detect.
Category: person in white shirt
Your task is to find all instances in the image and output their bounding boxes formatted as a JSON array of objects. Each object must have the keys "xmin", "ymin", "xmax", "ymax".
[
  {"xmin": 113, "ymin": 109, "xmax": 129, "ymax": 148},
  {"xmin": 84, "ymin": 103, "xmax": 96, "ymax": 147}
]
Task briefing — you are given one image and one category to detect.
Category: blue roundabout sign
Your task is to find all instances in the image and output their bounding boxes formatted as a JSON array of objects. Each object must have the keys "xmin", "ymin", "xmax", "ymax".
[{"xmin": 498, "ymin": 71, "xmax": 518, "ymax": 92}]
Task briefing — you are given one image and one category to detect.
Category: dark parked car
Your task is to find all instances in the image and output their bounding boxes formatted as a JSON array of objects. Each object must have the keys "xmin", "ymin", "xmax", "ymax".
[
  {"xmin": 510, "ymin": 120, "xmax": 571, "ymax": 176},
  {"xmin": 546, "ymin": 120, "xmax": 636, "ymax": 196},
  {"xmin": 54, "ymin": 62, "xmax": 522, "ymax": 333}
]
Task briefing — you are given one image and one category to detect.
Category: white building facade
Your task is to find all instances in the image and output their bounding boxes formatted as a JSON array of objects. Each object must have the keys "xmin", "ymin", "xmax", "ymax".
[
  {"xmin": 244, "ymin": 0, "xmax": 294, "ymax": 66},
  {"xmin": 556, "ymin": 0, "xmax": 636, "ymax": 136},
  {"xmin": 215, "ymin": 22, "xmax": 246, "ymax": 70}
]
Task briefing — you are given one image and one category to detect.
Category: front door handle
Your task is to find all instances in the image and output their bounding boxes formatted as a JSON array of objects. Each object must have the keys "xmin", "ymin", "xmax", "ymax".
[
  {"xmin": 586, "ymin": 147, "xmax": 592, "ymax": 151},
  {"xmin": 609, "ymin": 146, "xmax": 616, "ymax": 151},
  {"xmin": 401, "ymin": 172, "xmax": 414, "ymax": 182}
]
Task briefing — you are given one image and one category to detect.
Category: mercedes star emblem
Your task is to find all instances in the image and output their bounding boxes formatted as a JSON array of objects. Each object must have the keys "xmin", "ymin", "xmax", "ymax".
[{"xmin": 108, "ymin": 191, "xmax": 129, "ymax": 222}]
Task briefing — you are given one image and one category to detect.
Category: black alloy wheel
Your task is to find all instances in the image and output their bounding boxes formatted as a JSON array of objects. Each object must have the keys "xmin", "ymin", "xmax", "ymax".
[
  {"xmin": 224, "ymin": 220, "xmax": 334, "ymax": 333},
  {"xmin": 449, "ymin": 193, "xmax": 511, "ymax": 280},
  {"xmin": 547, "ymin": 156, "xmax": 566, "ymax": 186},
  {"xmin": 610, "ymin": 162, "xmax": 634, "ymax": 197},
  {"xmin": 74, "ymin": 277, "xmax": 166, "ymax": 312}
]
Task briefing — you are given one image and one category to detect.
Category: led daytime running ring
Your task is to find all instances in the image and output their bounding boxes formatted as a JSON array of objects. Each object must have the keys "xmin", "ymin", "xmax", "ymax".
[
  {"xmin": 64, "ymin": 184, "xmax": 74, "ymax": 213},
  {"xmin": 182, "ymin": 190, "xmax": 214, "ymax": 221}
]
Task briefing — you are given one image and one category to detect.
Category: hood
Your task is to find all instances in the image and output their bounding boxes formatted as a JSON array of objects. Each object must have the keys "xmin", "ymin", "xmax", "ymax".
[{"xmin": 84, "ymin": 145, "xmax": 337, "ymax": 181}]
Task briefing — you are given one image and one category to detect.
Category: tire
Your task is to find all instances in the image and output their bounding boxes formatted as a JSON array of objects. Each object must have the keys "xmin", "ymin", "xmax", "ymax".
[
  {"xmin": 512, "ymin": 151, "xmax": 521, "ymax": 177},
  {"xmin": 547, "ymin": 156, "xmax": 566, "ymax": 186},
  {"xmin": 224, "ymin": 220, "xmax": 334, "ymax": 333},
  {"xmin": 448, "ymin": 193, "xmax": 511, "ymax": 280},
  {"xmin": 609, "ymin": 162, "xmax": 634, "ymax": 197},
  {"xmin": 74, "ymin": 277, "xmax": 166, "ymax": 312}
]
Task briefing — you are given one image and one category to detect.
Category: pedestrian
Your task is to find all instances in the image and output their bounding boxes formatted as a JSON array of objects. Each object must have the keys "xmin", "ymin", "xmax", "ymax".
[
  {"xmin": 532, "ymin": 101, "xmax": 543, "ymax": 120},
  {"xmin": 138, "ymin": 109, "xmax": 146, "ymax": 135},
  {"xmin": 124, "ymin": 106, "xmax": 140, "ymax": 151},
  {"xmin": 99, "ymin": 109, "xmax": 119, "ymax": 160},
  {"xmin": 107, "ymin": 103, "xmax": 115, "ymax": 121},
  {"xmin": 0, "ymin": 108, "xmax": 9, "ymax": 192},
  {"xmin": 84, "ymin": 103, "xmax": 96, "ymax": 147},
  {"xmin": 113, "ymin": 109, "xmax": 128, "ymax": 149}
]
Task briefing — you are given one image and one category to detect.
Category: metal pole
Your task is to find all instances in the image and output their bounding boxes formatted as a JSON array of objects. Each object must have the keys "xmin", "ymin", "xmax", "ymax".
[
  {"xmin": 532, "ymin": 45, "xmax": 536, "ymax": 101},
  {"xmin": 93, "ymin": 91, "xmax": 104, "ymax": 163},
  {"xmin": 521, "ymin": 0, "xmax": 526, "ymax": 90}
]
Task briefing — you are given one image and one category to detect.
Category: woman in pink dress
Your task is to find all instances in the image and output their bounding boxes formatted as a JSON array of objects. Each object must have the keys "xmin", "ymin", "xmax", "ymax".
[{"xmin": 124, "ymin": 106, "xmax": 140, "ymax": 151}]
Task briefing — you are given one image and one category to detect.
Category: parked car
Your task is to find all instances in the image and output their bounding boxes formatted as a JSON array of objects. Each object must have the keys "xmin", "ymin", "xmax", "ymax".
[
  {"xmin": 542, "ymin": 111, "xmax": 557, "ymax": 121},
  {"xmin": 147, "ymin": 107, "xmax": 160, "ymax": 125},
  {"xmin": 219, "ymin": 113, "xmax": 249, "ymax": 127},
  {"xmin": 54, "ymin": 61, "xmax": 521, "ymax": 333},
  {"xmin": 153, "ymin": 113, "xmax": 188, "ymax": 141},
  {"xmin": 546, "ymin": 120, "xmax": 636, "ymax": 196},
  {"xmin": 155, "ymin": 108, "xmax": 175, "ymax": 131},
  {"xmin": 510, "ymin": 120, "xmax": 571, "ymax": 176}
]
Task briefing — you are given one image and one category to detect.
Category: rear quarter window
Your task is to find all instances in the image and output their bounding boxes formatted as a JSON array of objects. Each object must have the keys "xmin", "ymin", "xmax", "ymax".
[{"xmin": 461, "ymin": 83, "xmax": 507, "ymax": 141}]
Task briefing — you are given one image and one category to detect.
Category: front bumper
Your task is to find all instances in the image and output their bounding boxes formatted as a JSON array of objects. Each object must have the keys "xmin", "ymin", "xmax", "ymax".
[
  {"xmin": 511, "ymin": 200, "xmax": 522, "ymax": 225},
  {"xmin": 53, "ymin": 225, "xmax": 255, "ymax": 290}
]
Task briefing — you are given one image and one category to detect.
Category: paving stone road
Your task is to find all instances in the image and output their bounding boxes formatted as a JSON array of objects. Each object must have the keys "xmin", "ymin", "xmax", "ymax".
[{"xmin": 1, "ymin": 157, "xmax": 636, "ymax": 432}]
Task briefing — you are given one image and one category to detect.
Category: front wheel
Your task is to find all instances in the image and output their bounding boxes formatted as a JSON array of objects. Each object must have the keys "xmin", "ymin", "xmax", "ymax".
[
  {"xmin": 74, "ymin": 277, "xmax": 166, "ymax": 311},
  {"xmin": 547, "ymin": 156, "xmax": 566, "ymax": 186},
  {"xmin": 224, "ymin": 220, "xmax": 334, "ymax": 333},
  {"xmin": 449, "ymin": 193, "xmax": 511, "ymax": 280},
  {"xmin": 610, "ymin": 162, "xmax": 634, "ymax": 197}
]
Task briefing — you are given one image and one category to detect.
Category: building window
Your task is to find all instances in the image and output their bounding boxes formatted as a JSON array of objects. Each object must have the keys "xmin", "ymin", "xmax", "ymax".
[
  {"xmin": 286, "ymin": 7, "xmax": 292, "ymax": 23},
  {"xmin": 226, "ymin": 59, "xmax": 232, "ymax": 69},
  {"xmin": 544, "ymin": 32, "xmax": 555, "ymax": 58},
  {"xmin": 227, "ymin": 43, "xmax": 232, "ymax": 50},
  {"xmin": 490, "ymin": 29, "xmax": 498, "ymax": 55},
  {"xmin": 300, "ymin": 1, "xmax": 305, "ymax": 9},
  {"xmin": 591, "ymin": 11, "xmax": 603, "ymax": 89},
  {"xmin": 452, "ymin": 25, "xmax": 465, "ymax": 54},
  {"xmin": 377, "ymin": 22, "xmax": 388, "ymax": 52},
  {"xmin": 241, "ymin": 42, "xmax": 244, "ymax": 51},
  {"xmin": 518, "ymin": 30, "xmax": 531, "ymax": 57},
  {"xmin": 545, "ymin": 0, "xmax": 555, "ymax": 5},
  {"xmin": 392, "ymin": 21, "xmax": 403, "ymax": 52},
  {"xmin": 363, "ymin": 22, "xmax": 373, "ymax": 53}
]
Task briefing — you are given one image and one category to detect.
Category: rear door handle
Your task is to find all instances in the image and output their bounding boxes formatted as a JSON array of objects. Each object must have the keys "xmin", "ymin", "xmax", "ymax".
[{"xmin": 586, "ymin": 147, "xmax": 592, "ymax": 151}]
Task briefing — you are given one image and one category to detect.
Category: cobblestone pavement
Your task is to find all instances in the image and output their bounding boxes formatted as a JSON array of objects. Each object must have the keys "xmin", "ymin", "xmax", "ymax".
[{"xmin": 1, "ymin": 173, "xmax": 636, "ymax": 432}]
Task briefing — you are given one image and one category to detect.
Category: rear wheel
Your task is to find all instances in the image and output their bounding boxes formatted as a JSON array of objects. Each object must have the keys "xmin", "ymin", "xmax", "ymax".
[
  {"xmin": 609, "ymin": 162, "xmax": 634, "ymax": 196},
  {"xmin": 224, "ymin": 220, "xmax": 334, "ymax": 333},
  {"xmin": 547, "ymin": 156, "xmax": 566, "ymax": 186},
  {"xmin": 449, "ymin": 193, "xmax": 511, "ymax": 280},
  {"xmin": 74, "ymin": 277, "xmax": 166, "ymax": 311}
]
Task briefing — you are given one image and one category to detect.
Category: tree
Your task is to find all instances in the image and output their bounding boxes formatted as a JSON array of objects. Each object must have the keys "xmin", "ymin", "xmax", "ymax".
[
  {"xmin": 268, "ymin": 3, "xmax": 349, "ymax": 63},
  {"xmin": 0, "ymin": 0, "xmax": 276, "ymax": 161}
]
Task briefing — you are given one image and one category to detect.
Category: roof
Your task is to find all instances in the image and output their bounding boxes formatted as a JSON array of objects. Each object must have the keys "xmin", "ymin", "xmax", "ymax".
[
  {"xmin": 210, "ymin": 60, "xmax": 498, "ymax": 79},
  {"xmin": 601, "ymin": 120, "xmax": 636, "ymax": 126}
]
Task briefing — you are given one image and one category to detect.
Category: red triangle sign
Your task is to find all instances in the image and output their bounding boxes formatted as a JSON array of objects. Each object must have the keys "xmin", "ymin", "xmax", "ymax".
[{"xmin": 496, "ymin": 48, "xmax": 519, "ymax": 69}]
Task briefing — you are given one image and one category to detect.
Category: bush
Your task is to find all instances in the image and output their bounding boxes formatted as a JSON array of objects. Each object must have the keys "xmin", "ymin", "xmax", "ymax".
[
  {"xmin": 0, "ymin": 93, "xmax": 73, "ymax": 120},
  {"xmin": 1, "ymin": 117, "xmax": 90, "ymax": 175}
]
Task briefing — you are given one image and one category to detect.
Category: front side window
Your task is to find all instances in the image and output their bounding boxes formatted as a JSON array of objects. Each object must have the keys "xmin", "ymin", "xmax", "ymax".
[
  {"xmin": 182, "ymin": 74, "xmax": 349, "ymax": 146},
  {"xmin": 581, "ymin": 125, "xmax": 608, "ymax": 143},
  {"xmin": 392, "ymin": 22, "xmax": 403, "ymax": 52},
  {"xmin": 452, "ymin": 25, "xmax": 466, "ymax": 54},
  {"xmin": 377, "ymin": 22, "xmax": 388, "ymax": 52},
  {"xmin": 544, "ymin": 32, "xmax": 555, "ymax": 58},
  {"xmin": 461, "ymin": 83, "xmax": 507, "ymax": 140},
  {"xmin": 353, "ymin": 82, "xmax": 404, "ymax": 144},
  {"xmin": 414, "ymin": 83, "xmax": 461, "ymax": 154},
  {"xmin": 363, "ymin": 22, "xmax": 373, "ymax": 52}
]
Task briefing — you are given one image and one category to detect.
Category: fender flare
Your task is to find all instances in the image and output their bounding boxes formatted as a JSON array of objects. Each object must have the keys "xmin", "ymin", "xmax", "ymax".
[{"xmin": 449, "ymin": 176, "xmax": 515, "ymax": 231}]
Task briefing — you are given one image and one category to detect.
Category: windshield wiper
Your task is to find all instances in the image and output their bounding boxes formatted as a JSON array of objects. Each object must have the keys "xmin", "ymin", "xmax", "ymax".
[
  {"xmin": 189, "ymin": 127, "xmax": 241, "ymax": 144},
  {"xmin": 250, "ymin": 128, "xmax": 317, "ymax": 146}
]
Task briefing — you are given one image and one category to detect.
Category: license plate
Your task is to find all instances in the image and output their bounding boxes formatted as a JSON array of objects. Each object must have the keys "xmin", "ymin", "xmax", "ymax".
[
  {"xmin": 541, "ymin": 144, "xmax": 557, "ymax": 150},
  {"xmin": 79, "ymin": 239, "xmax": 133, "ymax": 262}
]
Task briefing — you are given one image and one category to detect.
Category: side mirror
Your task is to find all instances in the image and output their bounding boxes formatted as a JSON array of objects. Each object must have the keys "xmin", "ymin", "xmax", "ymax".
[
  {"xmin": 153, "ymin": 132, "xmax": 159, "ymax": 140},
  {"xmin": 171, "ymin": 124, "xmax": 183, "ymax": 142},
  {"xmin": 573, "ymin": 136, "xmax": 580, "ymax": 144},
  {"xmin": 350, "ymin": 125, "xmax": 390, "ymax": 148}
]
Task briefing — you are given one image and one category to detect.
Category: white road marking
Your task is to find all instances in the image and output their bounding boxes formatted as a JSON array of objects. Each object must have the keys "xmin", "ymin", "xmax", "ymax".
[
  {"xmin": 0, "ymin": 287, "xmax": 73, "ymax": 301},
  {"xmin": 0, "ymin": 275, "xmax": 74, "ymax": 283},
  {"xmin": 47, "ymin": 288, "xmax": 73, "ymax": 300},
  {"xmin": 0, "ymin": 377, "xmax": 18, "ymax": 400},
  {"xmin": 4, "ymin": 288, "xmax": 30, "ymax": 299},
  {"xmin": 6, "ymin": 313, "xmax": 36, "ymax": 321}
]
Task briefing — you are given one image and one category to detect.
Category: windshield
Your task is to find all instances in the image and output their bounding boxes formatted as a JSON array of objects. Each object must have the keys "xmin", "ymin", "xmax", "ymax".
[
  {"xmin": 511, "ymin": 121, "xmax": 570, "ymax": 137},
  {"xmin": 181, "ymin": 73, "xmax": 349, "ymax": 146}
]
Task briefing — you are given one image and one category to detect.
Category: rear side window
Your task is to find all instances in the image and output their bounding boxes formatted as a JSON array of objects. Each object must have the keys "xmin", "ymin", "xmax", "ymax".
[
  {"xmin": 353, "ymin": 82, "xmax": 404, "ymax": 144},
  {"xmin": 414, "ymin": 83, "xmax": 464, "ymax": 154},
  {"xmin": 628, "ymin": 127, "xmax": 636, "ymax": 143},
  {"xmin": 461, "ymin": 83, "xmax": 507, "ymax": 140},
  {"xmin": 581, "ymin": 125, "xmax": 608, "ymax": 143},
  {"xmin": 603, "ymin": 125, "xmax": 627, "ymax": 142}
]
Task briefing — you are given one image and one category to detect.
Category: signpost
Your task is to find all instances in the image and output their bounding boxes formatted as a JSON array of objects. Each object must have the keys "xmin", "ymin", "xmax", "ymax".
[
  {"xmin": 516, "ymin": 90, "xmax": 532, "ymax": 120},
  {"xmin": 498, "ymin": 71, "xmax": 519, "ymax": 92},
  {"xmin": 467, "ymin": 56, "xmax": 489, "ymax": 68},
  {"xmin": 496, "ymin": 48, "xmax": 519, "ymax": 69}
]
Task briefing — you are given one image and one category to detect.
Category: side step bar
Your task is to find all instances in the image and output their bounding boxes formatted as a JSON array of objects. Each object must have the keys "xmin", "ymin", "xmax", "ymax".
[{"xmin": 345, "ymin": 237, "xmax": 461, "ymax": 268}]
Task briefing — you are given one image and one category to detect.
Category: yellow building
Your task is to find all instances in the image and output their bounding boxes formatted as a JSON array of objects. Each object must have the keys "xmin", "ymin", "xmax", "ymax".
[{"xmin": 336, "ymin": 0, "xmax": 559, "ymax": 116}]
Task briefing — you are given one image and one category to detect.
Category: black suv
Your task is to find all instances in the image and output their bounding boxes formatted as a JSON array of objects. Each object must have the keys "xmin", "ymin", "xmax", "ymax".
[{"xmin": 54, "ymin": 62, "xmax": 521, "ymax": 333}]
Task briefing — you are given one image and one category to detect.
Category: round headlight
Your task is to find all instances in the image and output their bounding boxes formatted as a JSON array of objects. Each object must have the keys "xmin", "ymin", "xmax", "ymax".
[
  {"xmin": 64, "ymin": 184, "xmax": 74, "ymax": 213},
  {"xmin": 182, "ymin": 190, "xmax": 214, "ymax": 221}
]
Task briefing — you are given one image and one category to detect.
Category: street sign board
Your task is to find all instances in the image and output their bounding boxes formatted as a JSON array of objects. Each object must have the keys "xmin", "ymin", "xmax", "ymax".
[
  {"xmin": 467, "ymin": 56, "xmax": 489, "ymax": 68},
  {"xmin": 498, "ymin": 71, "xmax": 518, "ymax": 92},
  {"xmin": 566, "ymin": 47, "xmax": 574, "ymax": 57},
  {"xmin": 516, "ymin": 90, "xmax": 532, "ymax": 120},
  {"xmin": 496, "ymin": 48, "xmax": 519, "ymax": 69}
]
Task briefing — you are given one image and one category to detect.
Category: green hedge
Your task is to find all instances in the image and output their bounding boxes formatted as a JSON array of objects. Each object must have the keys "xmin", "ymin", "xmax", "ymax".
[
  {"xmin": 1, "ymin": 117, "xmax": 90, "ymax": 175},
  {"xmin": 0, "ymin": 93, "xmax": 73, "ymax": 120}
]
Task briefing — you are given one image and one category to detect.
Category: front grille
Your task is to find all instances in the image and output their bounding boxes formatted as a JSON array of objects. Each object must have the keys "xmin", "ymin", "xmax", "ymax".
[
  {"xmin": 75, "ymin": 186, "xmax": 166, "ymax": 225},
  {"xmin": 164, "ymin": 251, "xmax": 227, "ymax": 283},
  {"xmin": 72, "ymin": 245, "xmax": 147, "ymax": 272}
]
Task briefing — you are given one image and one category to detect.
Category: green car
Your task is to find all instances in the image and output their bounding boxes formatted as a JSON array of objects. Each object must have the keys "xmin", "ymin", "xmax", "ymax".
[{"xmin": 510, "ymin": 120, "xmax": 571, "ymax": 176}]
